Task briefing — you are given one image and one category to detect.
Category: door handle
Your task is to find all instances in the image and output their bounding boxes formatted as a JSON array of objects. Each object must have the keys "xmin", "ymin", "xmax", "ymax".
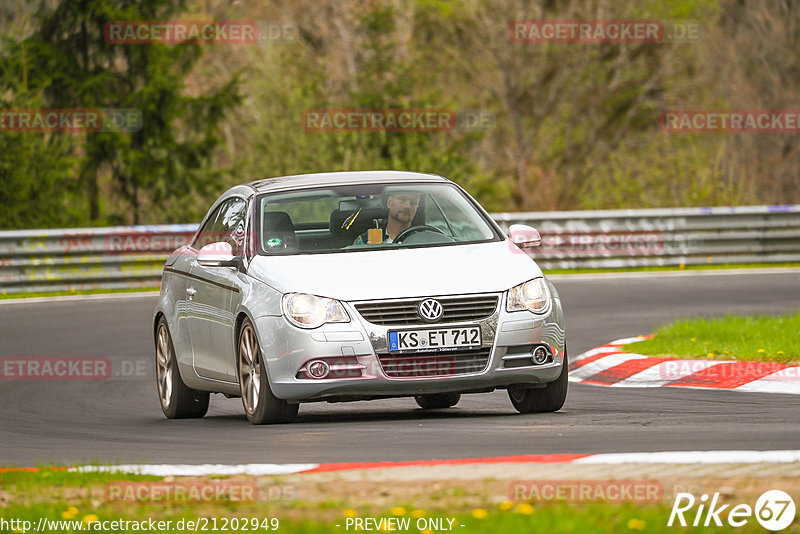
[{"xmin": 186, "ymin": 287, "xmax": 196, "ymax": 300}]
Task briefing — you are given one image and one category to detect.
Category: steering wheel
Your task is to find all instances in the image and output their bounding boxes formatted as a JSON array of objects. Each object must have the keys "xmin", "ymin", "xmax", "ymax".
[{"xmin": 392, "ymin": 225, "xmax": 447, "ymax": 243}]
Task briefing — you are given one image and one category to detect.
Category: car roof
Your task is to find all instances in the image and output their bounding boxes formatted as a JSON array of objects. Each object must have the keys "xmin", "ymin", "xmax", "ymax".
[{"xmin": 246, "ymin": 170, "xmax": 451, "ymax": 194}]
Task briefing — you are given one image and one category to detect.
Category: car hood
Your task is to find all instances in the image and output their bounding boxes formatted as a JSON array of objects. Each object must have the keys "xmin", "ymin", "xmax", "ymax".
[{"xmin": 247, "ymin": 240, "xmax": 542, "ymax": 301}]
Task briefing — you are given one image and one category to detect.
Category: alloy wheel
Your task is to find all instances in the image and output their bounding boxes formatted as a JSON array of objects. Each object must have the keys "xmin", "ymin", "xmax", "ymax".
[
  {"xmin": 239, "ymin": 324, "xmax": 262, "ymax": 414},
  {"xmin": 155, "ymin": 324, "xmax": 173, "ymax": 408}
]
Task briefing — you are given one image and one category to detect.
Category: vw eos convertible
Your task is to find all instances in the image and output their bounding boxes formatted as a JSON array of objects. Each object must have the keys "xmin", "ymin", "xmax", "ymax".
[{"xmin": 153, "ymin": 171, "xmax": 566, "ymax": 424}]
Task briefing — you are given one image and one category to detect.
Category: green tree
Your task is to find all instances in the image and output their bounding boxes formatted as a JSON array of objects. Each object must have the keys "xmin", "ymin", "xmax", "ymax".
[
  {"xmin": 0, "ymin": 5, "xmax": 82, "ymax": 230},
  {"xmin": 233, "ymin": 1, "xmax": 486, "ymax": 199},
  {"xmin": 6, "ymin": 0, "xmax": 239, "ymax": 225}
]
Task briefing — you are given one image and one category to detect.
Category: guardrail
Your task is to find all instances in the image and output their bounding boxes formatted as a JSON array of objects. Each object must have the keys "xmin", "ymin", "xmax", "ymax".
[
  {"xmin": 1, "ymin": 205, "xmax": 798, "ymax": 294},
  {"xmin": 0, "ymin": 225, "xmax": 197, "ymax": 294},
  {"xmin": 493, "ymin": 204, "xmax": 800, "ymax": 270}
]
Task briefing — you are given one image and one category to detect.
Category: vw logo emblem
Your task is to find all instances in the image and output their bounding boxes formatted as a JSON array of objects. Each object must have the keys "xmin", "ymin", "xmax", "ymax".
[{"xmin": 417, "ymin": 298, "xmax": 444, "ymax": 322}]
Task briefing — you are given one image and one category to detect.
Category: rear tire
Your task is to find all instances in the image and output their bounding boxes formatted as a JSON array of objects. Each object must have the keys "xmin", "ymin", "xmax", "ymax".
[
  {"xmin": 155, "ymin": 317, "xmax": 209, "ymax": 419},
  {"xmin": 238, "ymin": 318, "xmax": 299, "ymax": 425},
  {"xmin": 415, "ymin": 393, "xmax": 461, "ymax": 409},
  {"xmin": 508, "ymin": 347, "xmax": 568, "ymax": 414}
]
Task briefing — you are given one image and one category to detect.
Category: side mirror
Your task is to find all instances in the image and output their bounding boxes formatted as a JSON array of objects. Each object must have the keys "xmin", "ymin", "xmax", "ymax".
[
  {"xmin": 197, "ymin": 242, "xmax": 240, "ymax": 267},
  {"xmin": 508, "ymin": 224, "xmax": 541, "ymax": 248}
]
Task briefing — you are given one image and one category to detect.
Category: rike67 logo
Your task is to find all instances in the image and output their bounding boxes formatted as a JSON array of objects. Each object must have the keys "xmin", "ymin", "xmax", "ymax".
[{"xmin": 668, "ymin": 490, "xmax": 796, "ymax": 531}]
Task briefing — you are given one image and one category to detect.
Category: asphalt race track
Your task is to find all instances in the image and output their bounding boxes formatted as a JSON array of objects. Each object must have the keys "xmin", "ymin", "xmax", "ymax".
[{"xmin": 1, "ymin": 270, "xmax": 799, "ymax": 467}]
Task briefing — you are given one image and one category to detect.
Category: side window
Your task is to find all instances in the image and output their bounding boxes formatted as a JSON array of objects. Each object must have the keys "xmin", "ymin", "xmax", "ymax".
[
  {"xmin": 193, "ymin": 198, "xmax": 247, "ymax": 254},
  {"xmin": 218, "ymin": 198, "xmax": 247, "ymax": 255},
  {"xmin": 193, "ymin": 205, "xmax": 225, "ymax": 250}
]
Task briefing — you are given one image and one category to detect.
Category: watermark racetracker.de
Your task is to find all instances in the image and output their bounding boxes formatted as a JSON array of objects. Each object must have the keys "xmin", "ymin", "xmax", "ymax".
[
  {"xmin": 0, "ymin": 356, "xmax": 151, "ymax": 382},
  {"xmin": 0, "ymin": 109, "xmax": 142, "ymax": 133},
  {"xmin": 506, "ymin": 227, "xmax": 665, "ymax": 256},
  {"xmin": 104, "ymin": 481, "xmax": 295, "ymax": 504},
  {"xmin": 659, "ymin": 360, "xmax": 800, "ymax": 382},
  {"xmin": 105, "ymin": 481, "xmax": 257, "ymax": 504},
  {"xmin": 0, "ymin": 517, "xmax": 280, "ymax": 532},
  {"xmin": 302, "ymin": 108, "xmax": 495, "ymax": 132},
  {"xmin": 510, "ymin": 480, "xmax": 663, "ymax": 503},
  {"xmin": 509, "ymin": 20, "xmax": 701, "ymax": 43},
  {"xmin": 661, "ymin": 110, "xmax": 800, "ymax": 133},
  {"xmin": 103, "ymin": 20, "xmax": 296, "ymax": 44},
  {"xmin": 534, "ymin": 231, "xmax": 664, "ymax": 256}
]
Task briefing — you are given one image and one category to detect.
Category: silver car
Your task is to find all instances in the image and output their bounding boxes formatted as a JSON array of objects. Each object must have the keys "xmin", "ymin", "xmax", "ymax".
[{"xmin": 153, "ymin": 171, "xmax": 566, "ymax": 424}]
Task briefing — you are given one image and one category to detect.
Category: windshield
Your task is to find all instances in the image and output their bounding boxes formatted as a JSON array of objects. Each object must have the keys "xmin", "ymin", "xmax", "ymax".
[{"xmin": 255, "ymin": 182, "xmax": 499, "ymax": 255}]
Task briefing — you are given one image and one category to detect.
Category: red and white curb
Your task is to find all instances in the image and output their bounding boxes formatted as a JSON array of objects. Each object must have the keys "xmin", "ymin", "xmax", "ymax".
[
  {"xmin": 569, "ymin": 336, "xmax": 800, "ymax": 395},
  {"xmin": 3, "ymin": 450, "xmax": 799, "ymax": 477}
]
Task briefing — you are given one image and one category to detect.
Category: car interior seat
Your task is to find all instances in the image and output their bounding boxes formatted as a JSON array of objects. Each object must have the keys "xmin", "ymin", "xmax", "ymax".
[{"xmin": 262, "ymin": 211, "xmax": 297, "ymax": 250}]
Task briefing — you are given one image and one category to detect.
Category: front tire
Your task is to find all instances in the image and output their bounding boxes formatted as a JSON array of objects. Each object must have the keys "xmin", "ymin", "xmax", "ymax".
[
  {"xmin": 155, "ymin": 318, "xmax": 209, "ymax": 419},
  {"xmin": 508, "ymin": 347, "xmax": 568, "ymax": 414},
  {"xmin": 415, "ymin": 393, "xmax": 461, "ymax": 409},
  {"xmin": 238, "ymin": 318, "xmax": 298, "ymax": 425}
]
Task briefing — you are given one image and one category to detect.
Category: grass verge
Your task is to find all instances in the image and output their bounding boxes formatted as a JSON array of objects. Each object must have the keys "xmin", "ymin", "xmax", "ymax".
[
  {"xmin": 624, "ymin": 312, "xmax": 800, "ymax": 364},
  {"xmin": 2, "ymin": 502, "xmax": 765, "ymax": 533},
  {"xmin": 0, "ymin": 469, "xmax": 786, "ymax": 533}
]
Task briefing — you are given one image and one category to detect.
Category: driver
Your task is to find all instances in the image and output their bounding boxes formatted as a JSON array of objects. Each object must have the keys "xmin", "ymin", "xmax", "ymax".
[{"xmin": 353, "ymin": 192, "xmax": 421, "ymax": 245}]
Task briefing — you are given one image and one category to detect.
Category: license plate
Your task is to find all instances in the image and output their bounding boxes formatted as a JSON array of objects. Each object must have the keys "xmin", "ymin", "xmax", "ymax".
[{"xmin": 388, "ymin": 326, "xmax": 481, "ymax": 352}]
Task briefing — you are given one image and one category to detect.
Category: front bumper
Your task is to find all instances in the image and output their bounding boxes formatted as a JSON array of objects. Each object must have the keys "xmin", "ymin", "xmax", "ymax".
[{"xmin": 255, "ymin": 292, "xmax": 566, "ymax": 402}]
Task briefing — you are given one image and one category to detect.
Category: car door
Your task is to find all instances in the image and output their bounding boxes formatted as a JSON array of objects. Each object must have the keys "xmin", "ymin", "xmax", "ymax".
[
  {"xmin": 186, "ymin": 197, "xmax": 248, "ymax": 382},
  {"xmin": 160, "ymin": 248, "xmax": 195, "ymax": 365}
]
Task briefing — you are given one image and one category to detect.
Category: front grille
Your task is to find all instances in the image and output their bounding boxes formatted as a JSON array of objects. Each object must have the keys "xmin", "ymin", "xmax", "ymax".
[
  {"xmin": 355, "ymin": 295, "xmax": 498, "ymax": 326},
  {"xmin": 377, "ymin": 347, "xmax": 491, "ymax": 378}
]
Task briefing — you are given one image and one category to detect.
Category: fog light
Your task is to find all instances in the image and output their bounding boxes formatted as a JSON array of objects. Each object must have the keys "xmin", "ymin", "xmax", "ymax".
[
  {"xmin": 532, "ymin": 346, "xmax": 549, "ymax": 365},
  {"xmin": 307, "ymin": 360, "xmax": 330, "ymax": 379}
]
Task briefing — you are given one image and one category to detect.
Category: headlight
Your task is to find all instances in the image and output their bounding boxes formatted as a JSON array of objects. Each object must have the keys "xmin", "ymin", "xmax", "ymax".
[
  {"xmin": 282, "ymin": 293, "xmax": 350, "ymax": 329},
  {"xmin": 507, "ymin": 278, "xmax": 551, "ymax": 314}
]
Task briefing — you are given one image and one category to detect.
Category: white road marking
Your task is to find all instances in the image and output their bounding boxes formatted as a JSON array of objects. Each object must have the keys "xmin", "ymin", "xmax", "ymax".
[
  {"xmin": 67, "ymin": 451, "xmax": 800, "ymax": 476},
  {"xmin": 611, "ymin": 360, "xmax": 724, "ymax": 388},
  {"xmin": 572, "ymin": 340, "xmax": 800, "ymax": 394},
  {"xmin": 574, "ymin": 450, "xmax": 800, "ymax": 464},
  {"xmin": 568, "ymin": 353, "xmax": 649, "ymax": 381},
  {"xmin": 735, "ymin": 367, "xmax": 800, "ymax": 394},
  {"xmin": 74, "ymin": 463, "xmax": 319, "ymax": 476}
]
